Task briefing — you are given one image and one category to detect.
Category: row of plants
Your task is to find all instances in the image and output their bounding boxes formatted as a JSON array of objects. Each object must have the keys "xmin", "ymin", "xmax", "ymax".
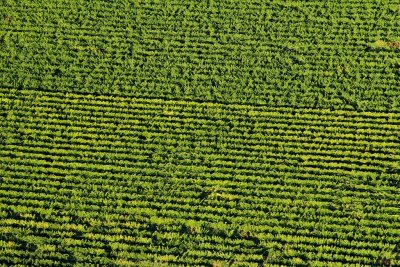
[{"xmin": 1, "ymin": 89, "xmax": 399, "ymax": 265}]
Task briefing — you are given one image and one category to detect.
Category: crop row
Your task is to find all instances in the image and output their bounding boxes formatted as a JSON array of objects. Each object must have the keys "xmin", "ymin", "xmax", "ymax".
[
  {"xmin": 1, "ymin": 90, "xmax": 400, "ymax": 265},
  {"xmin": 1, "ymin": 0, "xmax": 399, "ymax": 110},
  {"xmin": 2, "ymin": 88, "xmax": 399, "ymax": 120}
]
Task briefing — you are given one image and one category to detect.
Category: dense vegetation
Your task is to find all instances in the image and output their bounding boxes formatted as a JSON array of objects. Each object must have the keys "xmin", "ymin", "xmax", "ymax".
[
  {"xmin": 1, "ymin": 0, "xmax": 400, "ymax": 266},
  {"xmin": 1, "ymin": 0, "xmax": 399, "ymax": 110},
  {"xmin": 1, "ymin": 89, "xmax": 400, "ymax": 266}
]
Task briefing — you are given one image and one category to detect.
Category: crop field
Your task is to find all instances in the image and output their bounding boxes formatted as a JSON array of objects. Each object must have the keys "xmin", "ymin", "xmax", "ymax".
[{"xmin": 1, "ymin": 0, "xmax": 400, "ymax": 266}]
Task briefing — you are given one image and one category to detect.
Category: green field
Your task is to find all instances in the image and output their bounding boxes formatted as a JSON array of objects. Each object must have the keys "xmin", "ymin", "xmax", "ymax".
[{"xmin": 1, "ymin": 0, "xmax": 400, "ymax": 266}]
